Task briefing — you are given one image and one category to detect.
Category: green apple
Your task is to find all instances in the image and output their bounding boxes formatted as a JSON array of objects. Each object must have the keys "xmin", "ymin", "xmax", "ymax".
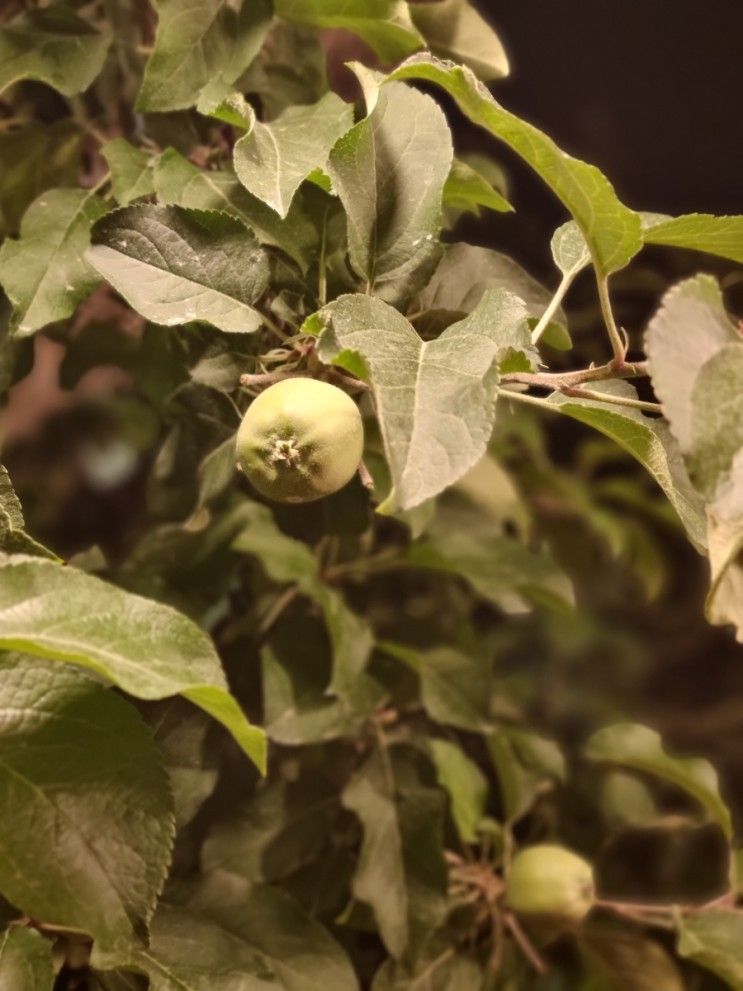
[
  {"xmin": 236, "ymin": 377, "xmax": 364, "ymax": 503},
  {"xmin": 506, "ymin": 845, "xmax": 595, "ymax": 923}
]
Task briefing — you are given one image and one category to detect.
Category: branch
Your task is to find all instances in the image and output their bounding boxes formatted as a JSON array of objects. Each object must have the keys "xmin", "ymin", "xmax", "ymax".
[{"xmin": 501, "ymin": 359, "xmax": 648, "ymax": 390}]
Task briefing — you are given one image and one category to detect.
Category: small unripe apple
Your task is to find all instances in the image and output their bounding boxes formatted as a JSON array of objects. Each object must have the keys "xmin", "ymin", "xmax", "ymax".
[
  {"xmin": 506, "ymin": 845, "xmax": 595, "ymax": 923},
  {"xmin": 236, "ymin": 377, "xmax": 364, "ymax": 504}
]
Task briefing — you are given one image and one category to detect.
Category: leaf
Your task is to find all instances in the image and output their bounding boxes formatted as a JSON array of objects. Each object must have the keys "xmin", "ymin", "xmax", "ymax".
[
  {"xmin": 327, "ymin": 81, "xmax": 453, "ymax": 299},
  {"xmin": 550, "ymin": 220, "xmax": 592, "ymax": 278},
  {"xmin": 0, "ymin": 188, "xmax": 108, "ymax": 337},
  {"xmin": 0, "ymin": 655, "xmax": 174, "ymax": 959},
  {"xmin": 273, "ymin": 0, "xmax": 424, "ymax": 62},
  {"xmin": 234, "ymin": 92, "xmax": 353, "ymax": 217},
  {"xmin": 153, "ymin": 148, "xmax": 318, "ymax": 270},
  {"xmin": 134, "ymin": 881, "xmax": 360, "ymax": 991},
  {"xmin": 488, "ymin": 727, "xmax": 565, "ymax": 823},
  {"xmin": 585, "ymin": 723, "xmax": 733, "ymax": 839},
  {"xmin": 0, "ymin": 554, "xmax": 266, "ymax": 770},
  {"xmin": 342, "ymin": 747, "xmax": 447, "ymax": 959},
  {"xmin": 545, "ymin": 382, "xmax": 708, "ymax": 552},
  {"xmin": 429, "ymin": 739, "xmax": 488, "ymax": 843},
  {"xmin": 102, "ymin": 139, "xmax": 156, "ymax": 206},
  {"xmin": 0, "ymin": 3, "xmax": 110, "ymax": 97},
  {"xmin": 231, "ymin": 502, "xmax": 373, "ymax": 695},
  {"xmin": 678, "ymin": 911, "xmax": 743, "ymax": 990},
  {"xmin": 240, "ymin": 20, "xmax": 328, "ymax": 120},
  {"xmin": 372, "ymin": 945, "xmax": 482, "ymax": 990},
  {"xmin": 581, "ymin": 924, "xmax": 683, "ymax": 991},
  {"xmin": 316, "ymin": 290, "xmax": 531, "ymax": 511},
  {"xmin": 196, "ymin": 83, "xmax": 255, "ymax": 129},
  {"xmin": 644, "ymin": 275, "xmax": 743, "ymax": 637},
  {"xmin": 381, "ymin": 642, "xmax": 492, "ymax": 732},
  {"xmin": 0, "ymin": 927, "xmax": 54, "ymax": 991},
  {"xmin": 153, "ymin": 707, "xmax": 218, "ymax": 830},
  {"xmin": 643, "ymin": 212, "xmax": 743, "ymax": 265},
  {"xmin": 136, "ymin": 0, "xmax": 272, "ymax": 112},
  {"xmin": 410, "ymin": 0, "xmax": 509, "ymax": 81},
  {"xmin": 203, "ymin": 778, "xmax": 339, "ymax": 883},
  {"xmin": 388, "ymin": 55, "xmax": 642, "ymax": 276},
  {"xmin": 87, "ymin": 205, "xmax": 270, "ymax": 334},
  {"xmin": 0, "ymin": 121, "xmax": 83, "ymax": 238},
  {"xmin": 419, "ymin": 242, "xmax": 570, "ymax": 350},
  {"xmin": 0, "ymin": 465, "xmax": 58, "ymax": 560},
  {"xmin": 442, "ymin": 158, "xmax": 513, "ymax": 218},
  {"xmin": 644, "ymin": 275, "xmax": 739, "ymax": 457}
]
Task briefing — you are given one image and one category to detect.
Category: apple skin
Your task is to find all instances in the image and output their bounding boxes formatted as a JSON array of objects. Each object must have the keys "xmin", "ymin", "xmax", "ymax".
[
  {"xmin": 505, "ymin": 845, "xmax": 595, "ymax": 923},
  {"xmin": 236, "ymin": 377, "xmax": 364, "ymax": 504}
]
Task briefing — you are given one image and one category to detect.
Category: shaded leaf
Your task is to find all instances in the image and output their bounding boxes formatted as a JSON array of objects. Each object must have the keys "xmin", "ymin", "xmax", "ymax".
[
  {"xmin": 0, "ymin": 927, "xmax": 54, "ymax": 991},
  {"xmin": 342, "ymin": 747, "xmax": 447, "ymax": 959},
  {"xmin": 274, "ymin": 0, "xmax": 423, "ymax": 62},
  {"xmin": 0, "ymin": 554, "xmax": 266, "ymax": 770},
  {"xmin": 234, "ymin": 92, "xmax": 353, "ymax": 217},
  {"xmin": 410, "ymin": 0, "xmax": 509, "ymax": 81},
  {"xmin": 316, "ymin": 290, "xmax": 530, "ymax": 511},
  {"xmin": 388, "ymin": 55, "xmax": 642, "ymax": 275},
  {"xmin": 136, "ymin": 0, "xmax": 272, "ymax": 112},
  {"xmin": 0, "ymin": 655, "xmax": 174, "ymax": 959},
  {"xmin": 231, "ymin": 502, "xmax": 373, "ymax": 695},
  {"xmin": 581, "ymin": 923, "xmax": 683, "ymax": 991},
  {"xmin": 488, "ymin": 727, "xmax": 565, "ymax": 823},
  {"xmin": 0, "ymin": 188, "xmax": 107, "ymax": 337},
  {"xmin": 87, "ymin": 205, "xmax": 270, "ymax": 334},
  {"xmin": 586, "ymin": 723, "xmax": 732, "ymax": 839},
  {"xmin": 0, "ymin": 3, "xmax": 110, "ymax": 97},
  {"xmin": 550, "ymin": 220, "xmax": 592, "ymax": 278},
  {"xmin": 678, "ymin": 911, "xmax": 743, "ymax": 990}
]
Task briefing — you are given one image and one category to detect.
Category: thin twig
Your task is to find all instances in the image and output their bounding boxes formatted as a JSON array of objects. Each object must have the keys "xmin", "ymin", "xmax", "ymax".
[
  {"xmin": 256, "ymin": 586, "xmax": 300, "ymax": 639},
  {"xmin": 505, "ymin": 912, "xmax": 548, "ymax": 975},
  {"xmin": 501, "ymin": 359, "xmax": 648, "ymax": 390},
  {"xmin": 560, "ymin": 385, "xmax": 662, "ymax": 414},
  {"xmin": 531, "ymin": 270, "xmax": 573, "ymax": 345}
]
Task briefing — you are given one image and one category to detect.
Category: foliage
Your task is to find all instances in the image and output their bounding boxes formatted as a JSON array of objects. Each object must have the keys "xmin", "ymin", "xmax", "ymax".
[{"xmin": 0, "ymin": 1, "xmax": 742, "ymax": 988}]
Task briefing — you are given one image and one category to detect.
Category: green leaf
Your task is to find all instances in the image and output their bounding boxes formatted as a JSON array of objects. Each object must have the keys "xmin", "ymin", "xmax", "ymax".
[
  {"xmin": 87, "ymin": 205, "xmax": 270, "ymax": 334},
  {"xmin": 342, "ymin": 747, "xmax": 447, "ymax": 959},
  {"xmin": 388, "ymin": 55, "xmax": 642, "ymax": 276},
  {"xmin": 134, "ymin": 881, "xmax": 359, "ymax": 991},
  {"xmin": 234, "ymin": 92, "xmax": 353, "ymax": 217},
  {"xmin": 273, "ymin": 0, "xmax": 424, "ymax": 62},
  {"xmin": 327, "ymin": 81, "xmax": 452, "ymax": 300},
  {"xmin": 442, "ymin": 158, "xmax": 513, "ymax": 218},
  {"xmin": 0, "ymin": 121, "xmax": 83, "ymax": 238},
  {"xmin": 545, "ymin": 382, "xmax": 708, "ymax": 552},
  {"xmin": 0, "ymin": 927, "xmax": 54, "ymax": 991},
  {"xmin": 0, "ymin": 188, "xmax": 108, "ymax": 337},
  {"xmin": 231, "ymin": 502, "xmax": 373, "ymax": 695},
  {"xmin": 0, "ymin": 554, "xmax": 266, "ymax": 770},
  {"xmin": 643, "ymin": 213, "xmax": 743, "ymax": 266},
  {"xmin": 410, "ymin": 0, "xmax": 509, "ymax": 81},
  {"xmin": 153, "ymin": 148, "xmax": 317, "ymax": 270},
  {"xmin": 678, "ymin": 911, "xmax": 743, "ymax": 990},
  {"xmin": 102, "ymin": 139, "xmax": 156, "ymax": 206},
  {"xmin": 316, "ymin": 290, "xmax": 530, "ymax": 511},
  {"xmin": 372, "ymin": 943, "xmax": 482, "ymax": 990},
  {"xmin": 136, "ymin": 0, "xmax": 272, "ymax": 112},
  {"xmin": 153, "ymin": 708, "xmax": 218, "ymax": 830},
  {"xmin": 196, "ymin": 83, "xmax": 255, "ymax": 129},
  {"xmin": 381, "ymin": 642, "xmax": 492, "ymax": 732},
  {"xmin": 0, "ymin": 465, "xmax": 24, "ymax": 531},
  {"xmin": 585, "ymin": 723, "xmax": 733, "ymax": 839},
  {"xmin": 429, "ymin": 739, "xmax": 488, "ymax": 843},
  {"xmin": 487, "ymin": 727, "xmax": 565, "ymax": 823},
  {"xmin": 240, "ymin": 20, "xmax": 328, "ymax": 120},
  {"xmin": 0, "ymin": 655, "xmax": 174, "ymax": 959},
  {"xmin": 407, "ymin": 525, "xmax": 574, "ymax": 614},
  {"xmin": 0, "ymin": 3, "xmax": 110, "ymax": 97}
]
